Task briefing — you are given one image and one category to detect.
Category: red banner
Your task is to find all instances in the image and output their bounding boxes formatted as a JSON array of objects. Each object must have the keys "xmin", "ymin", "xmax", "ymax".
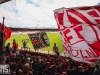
[
  {"xmin": 0, "ymin": 23, "xmax": 11, "ymax": 40},
  {"xmin": 54, "ymin": 6, "xmax": 100, "ymax": 64}
]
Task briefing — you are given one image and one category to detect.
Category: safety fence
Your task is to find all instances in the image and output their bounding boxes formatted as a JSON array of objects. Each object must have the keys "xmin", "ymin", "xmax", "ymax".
[{"xmin": 16, "ymin": 48, "xmax": 69, "ymax": 58}]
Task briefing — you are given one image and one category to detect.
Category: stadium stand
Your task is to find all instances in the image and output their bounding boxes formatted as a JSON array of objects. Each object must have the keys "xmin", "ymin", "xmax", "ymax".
[
  {"xmin": 3, "ymin": 48, "xmax": 99, "ymax": 75},
  {"xmin": 3, "ymin": 27, "xmax": 100, "ymax": 75}
]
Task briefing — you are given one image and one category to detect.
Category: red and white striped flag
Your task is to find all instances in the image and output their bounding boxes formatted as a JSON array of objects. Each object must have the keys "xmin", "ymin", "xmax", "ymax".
[{"xmin": 54, "ymin": 6, "xmax": 100, "ymax": 64}]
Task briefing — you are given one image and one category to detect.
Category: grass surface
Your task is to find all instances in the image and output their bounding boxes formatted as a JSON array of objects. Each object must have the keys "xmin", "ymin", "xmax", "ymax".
[{"xmin": 6, "ymin": 32, "xmax": 63, "ymax": 52}]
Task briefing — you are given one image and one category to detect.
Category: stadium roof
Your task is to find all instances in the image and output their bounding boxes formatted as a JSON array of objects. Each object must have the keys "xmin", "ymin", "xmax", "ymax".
[{"xmin": 0, "ymin": 0, "xmax": 11, "ymax": 4}]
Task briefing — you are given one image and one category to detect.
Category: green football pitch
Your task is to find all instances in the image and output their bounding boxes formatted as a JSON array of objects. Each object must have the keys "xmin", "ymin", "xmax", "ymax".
[{"xmin": 6, "ymin": 32, "xmax": 63, "ymax": 52}]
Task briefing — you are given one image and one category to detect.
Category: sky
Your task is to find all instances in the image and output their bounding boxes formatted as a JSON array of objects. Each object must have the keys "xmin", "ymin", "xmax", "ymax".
[{"xmin": 0, "ymin": 0, "xmax": 100, "ymax": 28}]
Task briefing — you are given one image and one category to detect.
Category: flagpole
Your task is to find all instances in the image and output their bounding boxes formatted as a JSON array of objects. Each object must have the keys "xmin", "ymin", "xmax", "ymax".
[
  {"xmin": 0, "ymin": 0, "xmax": 11, "ymax": 64},
  {"xmin": 0, "ymin": 17, "xmax": 5, "ymax": 64}
]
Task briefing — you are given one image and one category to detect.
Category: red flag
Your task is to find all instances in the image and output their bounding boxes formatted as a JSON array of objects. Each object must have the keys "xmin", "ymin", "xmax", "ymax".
[
  {"xmin": 0, "ymin": 23, "xmax": 11, "ymax": 40},
  {"xmin": 54, "ymin": 6, "xmax": 100, "ymax": 64}
]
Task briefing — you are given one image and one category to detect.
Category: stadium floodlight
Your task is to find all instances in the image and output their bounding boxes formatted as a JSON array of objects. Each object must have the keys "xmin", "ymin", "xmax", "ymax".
[{"xmin": 0, "ymin": 0, "xmax": 11, "ymax": 4}]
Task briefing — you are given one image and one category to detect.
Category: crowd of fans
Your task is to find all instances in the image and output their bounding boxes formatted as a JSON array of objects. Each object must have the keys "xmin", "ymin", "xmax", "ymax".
[
  {"xmin": 3, "ymin": 50, "xmax": 100, "ymax": 75},
  {"xmin": 4, "ymin": 42, "xmax": 100, "ymax": 75}
]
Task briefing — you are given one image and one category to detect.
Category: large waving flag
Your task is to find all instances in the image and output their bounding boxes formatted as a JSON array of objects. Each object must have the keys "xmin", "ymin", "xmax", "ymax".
[
  {"xmin": 0, "ymin": 23, "xmax": 11, "ymax": 40},
  {"xmin": 28, "ymin": 32, "xmax": 50, "ymax": 50},
  {"xmin": 54, "ymin": 6, "xmax": 100, "ymax": 64}
]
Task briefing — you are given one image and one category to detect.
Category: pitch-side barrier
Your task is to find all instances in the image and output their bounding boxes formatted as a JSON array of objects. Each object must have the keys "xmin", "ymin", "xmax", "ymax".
[{"xmin": 16, "ymin": 47, "xmax": 69, "ymax": 58}]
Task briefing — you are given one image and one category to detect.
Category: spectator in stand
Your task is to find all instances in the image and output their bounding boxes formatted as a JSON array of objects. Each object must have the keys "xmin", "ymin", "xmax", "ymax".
[
  {"xmin": 18, "ymin": 64, "xmax": 33, "ymax": 75},
  {"xmin": 93, "ymin": 65, "xmax": 100, "ymax": 75},
  {"xmin": 6, "ymin": 43, "xmax": 12, "ymax": 54},
  {"xmin": 53, "ymin": 43, "xmax": 59, "ymax": 57},
  {"xmin": 10, "ymin": 63, "xmax": 17, "ymax": 75},
  {"xmin": 22, "ymin": 39, "xmax": 29, "ymax": 50},
  {"xmin": 77, "ymin": 66, "xmax": 85, "ymax": 75},
  {"xmin": 71, "ymin": 66, "xmax": 78, "ymax": 75},
  {"xmin": 88, "ymin": 64, "xmax": 95, "ymax": 75},
  {"xmin": 12, "ymin": 39, "xmax": 18, "ymax": 52},
  {"xmin": 34, "ymin": 65, "xmax": 47, "ymax": 75},
  {"xmin": 55, "ymin": 65, "xmax": 62, "ymax": 75}
]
